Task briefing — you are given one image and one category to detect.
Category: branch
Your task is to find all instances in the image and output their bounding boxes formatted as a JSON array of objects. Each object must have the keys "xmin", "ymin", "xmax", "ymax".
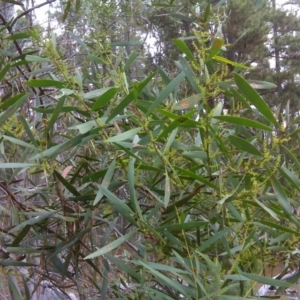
[{"xmin": 10, "ymin": 0, "xmax": 57, "ymax": 28}]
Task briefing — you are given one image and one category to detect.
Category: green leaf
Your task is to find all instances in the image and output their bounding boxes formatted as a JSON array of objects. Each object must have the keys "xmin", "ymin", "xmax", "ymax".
[
  {"xmin": 228, "ymin": 135, "xmax": 261, "ymax": 156},
  {"xmin": 19, "ymin": 116, "xmax": 39, "ymax": 148},
  {"xmin": 69, "ymin": 31, "xmax": 88, "ymax": 50},
  {"xmin": 270, "ymin": 175, "xmax": 293, "ymax": 216},
  {"xmin": 0, "ymin": 163, "xmax": 38, "ymax": 169},
  {"xmin": 255, "ymin": 198, "xmax": 280, "ymax": 221},
  {"xmin": 198, "ymin": 228, "xmax": 231, "ymax": 252},
  {"xmin": 105, "ymin": 127, "xmax": 142, "ymax": 143},
  {"xmin": 7, "ymin": 276, "xmax": 22, "ymax": 300},
  {"xmin": 62, "ymin": 0, "xmax": 71, "ymax": 22},
  {"xmin": 6, "ymin": 32, "xmax": 29, "ymax": 40},
  {"xmin": 172, "ymin": 94, "xmax": 202, "ymax": 111},
  {"xmin": 173, "ymin": 39, "xmax": 195, "ymax": 61},
  {"xmin": 111, "ymin": 41, "xmax": 142, "ymax": 47},
  {"xmin": 43, "ymin": 97, "xmax": 65, "ymax": 137},
  {"xmin": 204, "ymin": 3, "xmax": 210, "ymax": 22},
  {"xmin": 0, "ymin": 93, "xmax": 29, "ymax": 125},
  {"xmin": 8, "ymin": 211, "xmax": 56, "ymax": 233},
  {"xmin": 213, "ymin": 116, "xmax": 272, "ymax": 131},
  {"xmin": 99, "ymin": 186, "xmax": 137, "ymax": 226},
  {"xmin": 213, "ymin": 56, "xmax": 251, "ymax": 69},
  {"xmin": 30, "ymin": 131, "xmax": 94, "ymax": 160},
  {"xmin": 146, "ymin": 71, "xmax": 186, "ymax": 116},
  {"xmin": 3, "ymin": 135, "xmax": 38, "ymax": 150},
  {"xmin": 84, "ymin": 230, "xmax": 137, "ymax": 259},
  {"xmin": 94, "ymin": 160, "xmax": 116, "ymax": 205},
  {"xmin": 233, "ymin": 73, "xmax": 278, "ymax": 127},
  {"xmin": 25, "ymin": 55, "xmax": 50, "ymax": 62},
  {"xmin": 92, "ymin": 88, "xmax": 118, "ymax": 111},
  {"xmin": 0, "ymin": 63, "xmax": 11, "ymax": 81},
  {"xmin": 53, "ymin": 170, "xmax": 81, "ymax": 196},
  {"xmin": 258, "ymin": 220, "xmax": 299, "ymax": 235},
  {"xmin": 105, "ymin": 254, "xmax": 141, "ymax": 282},
  {"xmin": 210, "ymin": 38, "xmax": 224, "ymax": 58},
  {"xmin": 179, "ymin": 56, "xmax": 202, "ymax": 94},
  {"xmin": 239, "ymin": 271, "xmax": 291, "ymax": 288},
  {"xmin": 124, "ymin": 51, "xmax": 138, "ymax": 71},
  {"xmin": 106, "ymin": 72, "xmax": 156, "ymax": 123},
  {"xmin": 135, "ymin": 261, "xmax": 190, "ymax": 298},
  {"xmin": 164, "ymin": 170, "xmax": 171, "ymax": 208},
  {"xmin": 155, "ymin": 221, "xmax": 207, "ymax": 233},
  {"xmin": 128, "ymin": 157, "xmax": 144, "ymax": 220},
  {"xmin": 25, "ymin": 79, "xmax": 65, "ymax": 88},
  {"xmin": 83, "ymin": 88, "xmax": 111, "ymax": 100}
]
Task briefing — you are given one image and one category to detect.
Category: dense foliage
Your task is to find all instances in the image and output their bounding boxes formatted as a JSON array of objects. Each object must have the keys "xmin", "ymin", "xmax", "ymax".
[{"xmin": 1, "ymin": 0, "xmax": 300, "ymax": 299}]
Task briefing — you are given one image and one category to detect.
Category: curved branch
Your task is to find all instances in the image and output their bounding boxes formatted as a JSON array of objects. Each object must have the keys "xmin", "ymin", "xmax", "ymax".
[{"xmin": 10, "ymin": 0, "xmax": 57, "ymax": 28}]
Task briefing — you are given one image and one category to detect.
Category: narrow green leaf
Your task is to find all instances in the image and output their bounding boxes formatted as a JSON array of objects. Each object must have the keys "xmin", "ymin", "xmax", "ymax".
[
  {"xmin": 239, "ymin": 271, "xmax": 291, "ymax": 288},
  {"xmin": 179, "ymin": 56, "xmax": 202, "ymax": 93},
  {"xmin": 213, "ymin": 116, "xmax": 272, "ymax": 131},
  {"xmin": 84, "ymin": 230, "xmax": 137, "ymax": 259},
  {"xmin": 30, "ymin": 131, "xmax": 93, "ymax": 160},
  {"xmin": 0, "ymin": 63, "xmax": 10, "ymax": 81},
  {"xmin": 155, "ymin": 221, "xmax": 207, "ymax": 233},
  {"xmin": 124, "ymin": 51, "xmax": 138, "ymax": 71},
  {"xmin": 280, "ymin": 166, "xmax": 300, "ymax": 192},
  {"xmin": 146, "ymin": 71, "xmax": 186, "ymax": 116},
  {"xmin": 198, "ymin": 228, "xmax": 231, "ymax": 252},
  {"xmin": 174, "ymin": 166, "xmax": 218, "ymax": 190},
  {"xmin": 50, "ymin": 228, "xmax": 91, "ymax": 257},
  {"xmin": 92, "ymin": 88, "xmax": 118, "ymax": 111},
  {"xmin": 25, "ymin": 55, "xmax": 50, "ymax": 62},
  {"xmin": 233, "ymin": 73, "xmax": 278, "ymax": 127},
  {"xmin": 62, "ymin": 0, "xmax": 71, "ymax": 22},
  {"xmin": 111, "ymin": 41, "xmax": 142, "ymax": 47},
  {"xmin": 25, "ymin": 79, "xmax": 65, "ymax": 88},
  {"xmin": 7, "ymin": 276, "xmax": 22, "ymax": 300},
  {"xmin": 228, "ymin": 135, "xmax": 261, "ymax": 156},
  {"xmin": 204, "ymin": 3, "xmax": 210, "ymax": 22},
  {"xmin": 270, "ymin": 175, "xmax": 293, "ymax": 216},
  {"xmin": 0, "ymin": 93, "xmax": 29, "ymax": 125},
  {"xmin": 83, "ymin": 88, "xmax": 111, "ymax": 100},
  {"xmin": 0, "ymin": 163, "xmax": 38, "ymax": 169},
  {"xmin": 136, "ymin": 261, "xmax": 190, "ymax": 298},
  {"xmin": 172, "ymin": 94, "xmax": 202, "ymax": 111},
  {"xmin": 1, "ymin": 260, "xmax": 36, "ymax": 267},
  {"xmin": 3, "ymin": 135, "xmax": 38, "ymax": 150},
  {"xmin": 68, "ymin": 31, "xmax": 88, "ymax": 49},
  {"xmin": 9, "ymin": 211, "xmax": 56, "ymax": 233},
  {"xmin": 53, "ymin": 170, "xmax": 81, "ymax": 196},
  {"xmin": 106, "ymin": 72, "xmax": 156, "ymax": 123},
  {"xmin": 164, "ymin": 170, "xmax": 171, "ymax": 208},
  {"xmin": 19, "ymin": 116, "xmax": 39, "ymax": 148},
  {"xmin": 255, "ymin": 198, "xmax": 280, "ymax": 221},
  {"xmin": 99, "ymin": 186, "xmax": 137, "ymax": 226},
  {"xmin": 258, "ymin": 220, "xmax": 299, "ymax": 235},
  {"xmin": 213, "ymin": 56, "xmax": 251, "ymax": 69},
  {"xmin": 6, "ymin": 32, "xmax": 29, "ymax": 40},
  {"xmin": 173, "ymin": 39, "xmax": 195, "ymax": 61},
  {"xmin": 94, "ymin": 160, "xmax": 116, "ymax": 205},
  {"xmin": 106, "ymin": 254, "xmax": 141, "ymax": 281},
  {"xmin": 210, "ymin": 38, "xmax": 224, "ymax": 58},
  {"xmin": 44, "ymin": 97, "xmax": 65, "ymax": 137},
  {"xmin": 105, "ymin": 127, "xmax": 142, "ymax": 143},
  {"xmin": 128, "ymin": 157, "xmax": 144, "ymax": 220}
]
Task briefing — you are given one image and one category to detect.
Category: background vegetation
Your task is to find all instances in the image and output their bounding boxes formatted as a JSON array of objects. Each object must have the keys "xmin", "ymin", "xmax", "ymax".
[{"xmin": 1, "ymin": 0, "xmax": 300, "ymax": 299}]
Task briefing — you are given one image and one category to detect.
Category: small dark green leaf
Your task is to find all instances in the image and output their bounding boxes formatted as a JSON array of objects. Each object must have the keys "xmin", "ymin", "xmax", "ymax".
[
  {"xmin": 25, "ymin": 79, "xmax": 65, "ymax": 88},
  {"xmin": 228, "ymin": 135, "xmax": 261, "ymax": 156},
  {"xmin": 213, "ymin": 116, "xmax": 272, "ymax": 131}
]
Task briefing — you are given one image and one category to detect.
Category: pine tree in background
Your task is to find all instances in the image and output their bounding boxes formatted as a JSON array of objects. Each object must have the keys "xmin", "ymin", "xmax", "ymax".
[{"xmin": 265, "ymin": 0, "xmax": 300, "ymax": 115}]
